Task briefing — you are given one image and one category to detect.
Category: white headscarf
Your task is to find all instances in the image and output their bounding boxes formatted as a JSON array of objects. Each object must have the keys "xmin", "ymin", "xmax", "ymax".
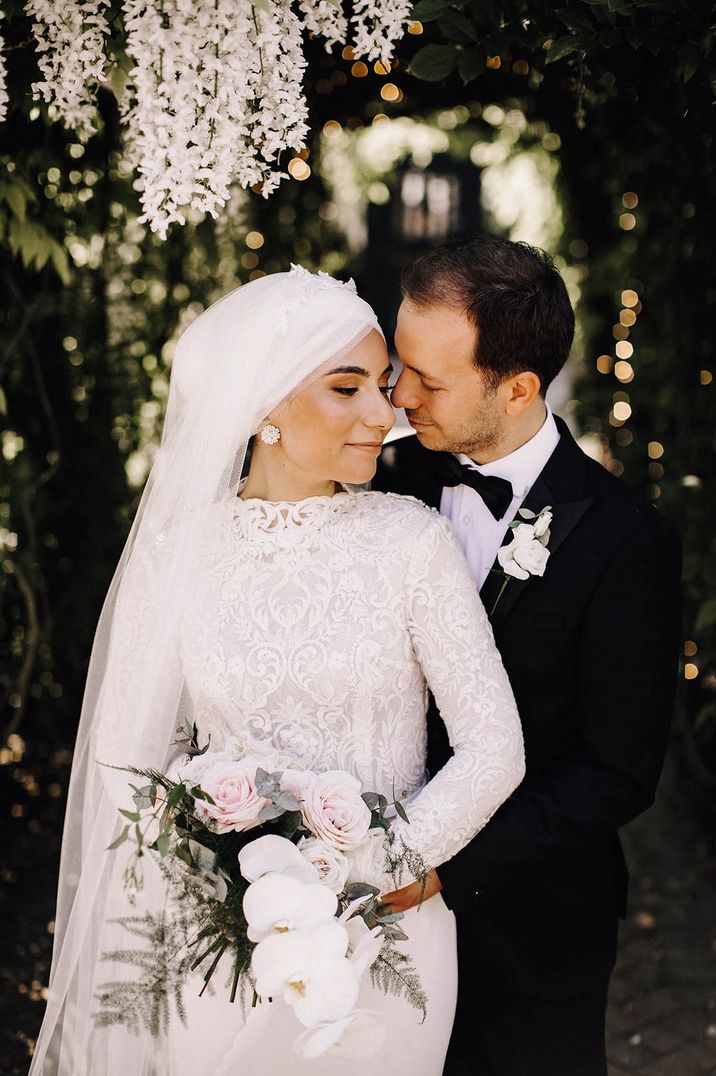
[{"xmin": 30, "ymin": 265, "xmax": 384, "ymax": 1074}]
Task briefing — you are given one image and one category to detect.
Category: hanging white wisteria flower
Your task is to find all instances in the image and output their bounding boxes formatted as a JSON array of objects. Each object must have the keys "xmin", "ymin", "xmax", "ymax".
[
  {"xmin": 0, "ymin": 7, "xmax": 8, "ymax": 124},
  {"xmin": 297, "ymin": 0, "xmax": 348, "ymax": 52},
  {"xmin": 26, "ymin": 0, "xmax": 110, "ymax": 136},
  {"xmin": 245, "ymin": 0, "xmax": 310, "ymax": 190},
  {"xmin": 15, "ymin": 0, "xmax": 410, "ymax": 235},
  {"xmin": 351, "ymin": 0, "xmax": 414, "ymax": 64}
]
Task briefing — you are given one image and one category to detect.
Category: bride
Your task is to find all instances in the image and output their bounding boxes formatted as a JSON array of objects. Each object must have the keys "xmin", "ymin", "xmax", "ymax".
[{"xmin": 30, "ymin": 265, "xmax": 524, "ymax": 1075}]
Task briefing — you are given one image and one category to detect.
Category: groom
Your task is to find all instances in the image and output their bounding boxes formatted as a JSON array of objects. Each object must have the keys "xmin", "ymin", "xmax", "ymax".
[{"xmin": 374, "ymin": 236, "xmax": 682, "ymax": 1076}]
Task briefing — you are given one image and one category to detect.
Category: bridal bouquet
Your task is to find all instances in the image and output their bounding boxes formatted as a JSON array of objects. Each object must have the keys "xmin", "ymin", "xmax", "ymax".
[{"xmin": 100, "ymin": 726, "xmax": 427, "ymax": 1059}]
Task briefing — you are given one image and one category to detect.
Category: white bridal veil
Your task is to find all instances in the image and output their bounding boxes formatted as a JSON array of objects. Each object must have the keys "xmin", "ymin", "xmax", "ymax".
[{"xmin": 30, "ymin": 265, "xmax": 384, "ymax": 1074}]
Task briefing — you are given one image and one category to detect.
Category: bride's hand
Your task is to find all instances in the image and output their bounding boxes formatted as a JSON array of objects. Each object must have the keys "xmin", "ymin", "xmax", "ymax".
[{"xmin": 382, "ymin": 869, "xmax": 442, "ymax": 913}]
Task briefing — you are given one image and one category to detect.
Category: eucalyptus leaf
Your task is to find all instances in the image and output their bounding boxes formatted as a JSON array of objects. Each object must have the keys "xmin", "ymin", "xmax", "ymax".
[
  {"xmin": 361, "ymin": 792, "xmax": 381, "ymax": 810},
  {"xmin": 271, "ymin": 790, "xmax": 301, "ymax": 811},
  {"xmin": 375, "ymin": 910, "xmax": 405, "ymax": 923},
  {"xmin": 518, "ymin": 507, "xmax": 537, "ymax": 519},
  {"xmin": 394, "ymin": 800, "xmax": 410, "ymax": 824},
  {"xmin": 106, "ymin": 824, "xmax": 129, "ymax": 851},
  {"xmin": 155, "ymin": 833, "xmax": 172, "ymax": 856},
  {"xmin": 258, "ymin": 802, "xmax": 287, "ymax": 822},
  {"xmin": 189, "ymin": 784, "xmax": 216, "ymax": 805},
  {"xmin": 346, "ymin": 882, "xmax": 380, "ymax": 900},
  {"xmin": 175, "ymin": 842, "xmax": 194, "ymax": 868}
]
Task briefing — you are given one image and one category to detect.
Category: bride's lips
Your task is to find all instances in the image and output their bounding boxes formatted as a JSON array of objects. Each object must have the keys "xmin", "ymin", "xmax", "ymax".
[{"xmin": 347, "ymin": 442, "xmax": 384, "ymax": 454}]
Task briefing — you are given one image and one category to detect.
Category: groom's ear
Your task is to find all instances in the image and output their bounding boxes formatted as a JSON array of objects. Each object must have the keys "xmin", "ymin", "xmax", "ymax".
[{"xmin": 502, "ymin": 371, "xmax": 542, "ymax": 415}]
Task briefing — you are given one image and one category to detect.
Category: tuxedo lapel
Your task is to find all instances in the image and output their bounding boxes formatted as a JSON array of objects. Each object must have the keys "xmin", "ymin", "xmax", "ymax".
[
  {"xmin": 414, "ymin": 451, "xmax": 446, "ymax": 511},
  {"xmin": 480, "ymin": 422, "xmax": 595, "ymax": 626},
  {"xmin": 375, "ymin": 434, "xmax": 445, "ymax": 509}
]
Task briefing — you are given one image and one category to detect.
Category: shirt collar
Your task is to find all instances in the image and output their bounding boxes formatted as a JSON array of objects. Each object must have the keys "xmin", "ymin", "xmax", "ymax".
[{"xmin": 455, "ymin": 404, "xmax": 561, "ymax": 499}]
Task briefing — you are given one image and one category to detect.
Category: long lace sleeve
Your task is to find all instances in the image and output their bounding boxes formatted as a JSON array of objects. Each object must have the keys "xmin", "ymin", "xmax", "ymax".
[{"xmin": 384, "ymin": 512, "xmax": 525, "ymax": 885}]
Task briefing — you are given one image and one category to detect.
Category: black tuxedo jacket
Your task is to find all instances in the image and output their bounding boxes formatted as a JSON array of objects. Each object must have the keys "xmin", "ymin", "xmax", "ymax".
[{"xmin": 374, "ymin": 417, "xmax": 682, "ymax": 998}]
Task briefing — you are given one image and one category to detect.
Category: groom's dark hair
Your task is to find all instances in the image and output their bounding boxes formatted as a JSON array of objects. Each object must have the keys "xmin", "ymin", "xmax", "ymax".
[{"xmin": 400, "ymin": 235, "xmax": 575, "ymax": 396}]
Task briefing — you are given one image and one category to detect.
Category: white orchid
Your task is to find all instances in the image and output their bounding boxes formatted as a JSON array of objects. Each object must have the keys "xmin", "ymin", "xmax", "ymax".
[
  {"xmin": 239, "ymin": 833, "xmax": 317, "ymax": 884},
  {"xmin": 242, "ymin": 871, "xmax": 337, "ymax": 943},
  {"xmin": 346, "ymin": 918, "xmax": 384, "ymax": 977},
  {"xmin": 293, "ymin": 1009, "xmax": 387, "ymax": 1060},
  {"xmin": 252, "ymin": 920, "xmax": 360, "ymax": 1028}
]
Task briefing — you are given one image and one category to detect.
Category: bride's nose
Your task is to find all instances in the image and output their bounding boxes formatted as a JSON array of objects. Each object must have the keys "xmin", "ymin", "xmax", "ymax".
[{"xmin": 364, "ymin": 388, "xmax": 396, "ymax": 432}]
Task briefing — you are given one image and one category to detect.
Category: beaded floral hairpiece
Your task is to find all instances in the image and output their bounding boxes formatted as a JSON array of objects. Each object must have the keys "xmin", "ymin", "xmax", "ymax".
[{"xmin": 275, "ymin": 263, "xmax": 358, "ymax": 336}]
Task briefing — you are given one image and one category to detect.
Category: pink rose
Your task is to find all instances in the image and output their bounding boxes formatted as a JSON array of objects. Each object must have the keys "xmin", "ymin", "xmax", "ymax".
[
  {"xmin": 194, "ymin": 755, "xmax": 270, "ymax": 833},
  {"xmin": 301, "ymin": 771, "xmax": 371, "ymax": 852}
]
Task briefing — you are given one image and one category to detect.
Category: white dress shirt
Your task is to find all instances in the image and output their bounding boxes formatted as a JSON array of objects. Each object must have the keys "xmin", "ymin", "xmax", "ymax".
[{"xmin": 440, "ymin": 406, "xmax": 561, "ymax": 589}]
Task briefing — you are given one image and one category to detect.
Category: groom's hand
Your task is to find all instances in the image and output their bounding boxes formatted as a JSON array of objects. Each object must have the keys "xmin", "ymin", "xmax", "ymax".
[{"xmin": 382, "ymin": 869, "xmax": 442, "ymax": 913}]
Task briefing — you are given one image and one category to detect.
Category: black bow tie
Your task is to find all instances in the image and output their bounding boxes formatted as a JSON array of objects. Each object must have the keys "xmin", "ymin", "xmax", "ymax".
[{"xmin": 436, "ymin": 455, "xmax": 514, "ymax": 520}]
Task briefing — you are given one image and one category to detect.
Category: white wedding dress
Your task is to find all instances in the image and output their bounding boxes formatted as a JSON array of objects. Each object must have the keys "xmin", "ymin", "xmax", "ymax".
[{"xmin": 154, "ymin": 487, "xmax": 524, "ymax": 1075}]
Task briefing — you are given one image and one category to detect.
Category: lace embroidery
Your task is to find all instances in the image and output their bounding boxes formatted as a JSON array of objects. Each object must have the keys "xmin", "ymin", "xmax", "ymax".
[
  {"xmin": 233, "ymin": 488, "xmax": 353, "ymax": 535},
  {"xmin": 178, "ymin": 492, "xmax": 525, "ymax": 890}
]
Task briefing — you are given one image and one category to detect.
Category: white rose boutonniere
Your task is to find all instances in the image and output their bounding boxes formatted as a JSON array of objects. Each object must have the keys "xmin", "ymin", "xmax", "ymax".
[{"xmin": 492, "ymin": 506, "xmax": 553, "ymax": 613}]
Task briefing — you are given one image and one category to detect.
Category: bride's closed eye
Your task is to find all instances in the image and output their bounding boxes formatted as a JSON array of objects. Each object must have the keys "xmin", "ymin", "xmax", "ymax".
[{"xmin": 333, "ymin": 385, "xmax": 393, "ymax": 397}]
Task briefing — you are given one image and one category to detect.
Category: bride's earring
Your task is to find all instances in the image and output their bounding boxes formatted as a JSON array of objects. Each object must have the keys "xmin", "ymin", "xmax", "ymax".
[{"xmin": 259, "ymin": 423, "xmax": 281, "ymax": 445}]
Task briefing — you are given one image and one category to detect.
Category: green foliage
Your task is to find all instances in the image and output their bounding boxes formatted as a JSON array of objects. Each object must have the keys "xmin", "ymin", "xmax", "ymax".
[
  {"xmin": 0, "ymin": 172, "xmax": 70, "ymax": 281},
  {"xmin": 408, "ymin": 1, "xmax": 716, "ymax": 98},
  {"xmin": 94, "ymin": 910, "xmax": 194, "ymax": 1037},
  {"xmin": 370, "ymin": 939, "xmax": 428, "ymax": 1020}
]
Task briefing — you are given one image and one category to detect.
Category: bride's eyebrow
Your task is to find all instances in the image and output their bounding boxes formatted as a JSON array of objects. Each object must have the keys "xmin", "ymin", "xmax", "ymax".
[{"xmin": 327, "ymin": 364, "xmax": 393, "ymax": 377}]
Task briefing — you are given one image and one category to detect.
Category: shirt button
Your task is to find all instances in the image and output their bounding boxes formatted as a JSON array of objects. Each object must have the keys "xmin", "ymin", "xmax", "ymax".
[{"xmin": 462, "ymin": 515, "xmax": 470, "ymax": 525}]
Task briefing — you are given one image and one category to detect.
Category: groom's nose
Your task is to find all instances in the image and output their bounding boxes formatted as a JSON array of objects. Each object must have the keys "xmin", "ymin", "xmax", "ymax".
[{"xmin": 390, "ymin": 369, "xmax": 419, "ymax": 410}]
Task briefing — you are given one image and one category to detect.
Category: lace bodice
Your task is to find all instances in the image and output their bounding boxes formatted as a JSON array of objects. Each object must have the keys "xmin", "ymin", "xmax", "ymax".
[{"xmin": 179, "ymin": 489, "xmax": 525, "ymax": 884}]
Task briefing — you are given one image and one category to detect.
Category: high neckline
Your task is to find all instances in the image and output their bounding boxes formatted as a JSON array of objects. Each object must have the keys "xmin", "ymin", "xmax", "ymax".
[{"xmin": 233, "ymin": 486, "xmax": 353, "ymax": 535}]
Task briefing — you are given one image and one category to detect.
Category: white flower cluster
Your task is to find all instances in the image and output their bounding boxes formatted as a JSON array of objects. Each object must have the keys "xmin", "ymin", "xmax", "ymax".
[
  {"xmin": 177, "ymin": 743, "xmax": 388, "ymax": 1056},
  {"xmin": 26, "ymin": 0, "xmax": 110, "ymax": 136},
  {"xmin": 121, "ymin": 0, "xmax": 308, "ymax": 239},
  {"xmin": 297, "ymin": 0, "xmax": 347, "ymax": 52},
  {"xmin": 0, "ymin": 8, "xmax": 8, "ymax": 124},
  {"xmin": 240, "ymin": 835, "xmax": 385, "ymax": 1058},
  {"xmin": 14, "ymin": 0, "xmax": 409, "ymax": 235},
  {"xmin": 351, "ymin": 0, "xmax": 414, "ymax": 63},
  {"xmin": 498, "ymin": 505, "xmax": 553, "ymax": 580}
]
